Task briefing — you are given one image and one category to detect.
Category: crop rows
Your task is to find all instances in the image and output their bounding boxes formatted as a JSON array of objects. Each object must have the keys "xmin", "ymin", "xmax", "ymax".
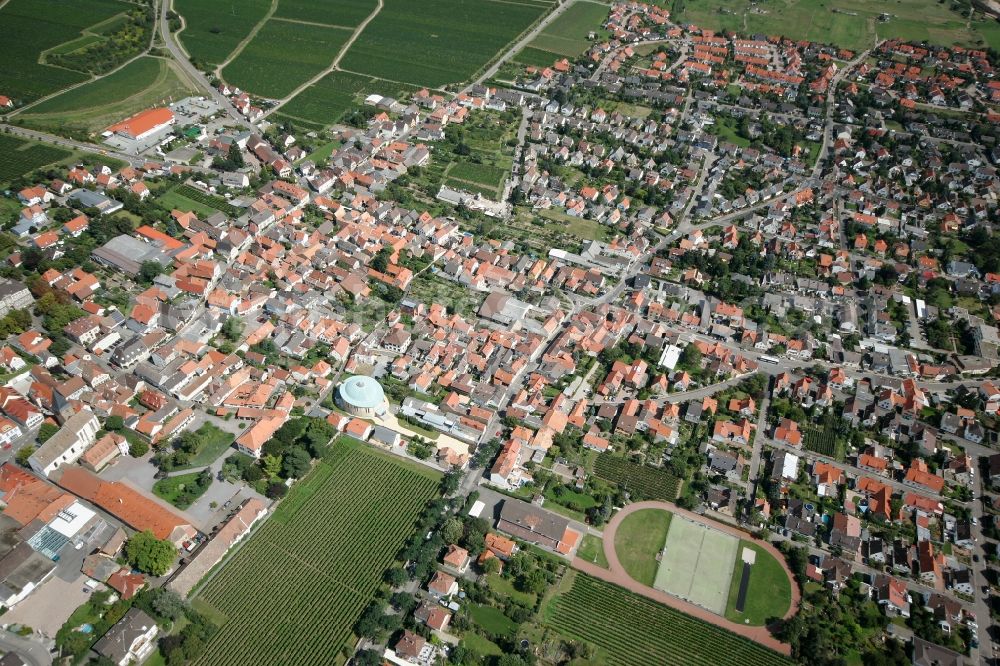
[
  {"xmin": 280, "ymin": 71, "xmax": 420, "ymax": 127},
  {"xmin": 0, "ymin": 0, "xmax": 128, "ymax": 101},
  {"xmin": 0, "ymin": 136, "xmax": 71, "ymax": 185},
  {"xmin": 273, "ymin": 0, "xmax": 376, "ymax": 27},
  {"xmin": 593, "ymin": 454, "xmax": 680, "ymax": 501},
  {"xmin": 174, "ymin": 0, "xmax": 272, "ymax": 65},
  {"xmin": 193, "ymin": 443, "xmax": 438, "ymax": 665},
  {"xmin": 547, "ymin": 574, "xmax": 792, "ymax": 666},
  {"xmin": 173, "ymin": 184, "xmax": 240, "ymax": 217},
  {"xmin": 339, "ymin": 0, "xmax": 554, "ymax": 88},
  {"xmin": 221, "ymin": 19, "xmax": 350, "ymax": 98},
  {"xmin": 804, "ymin": 427, "xmax": 839, "ymax": 458}
]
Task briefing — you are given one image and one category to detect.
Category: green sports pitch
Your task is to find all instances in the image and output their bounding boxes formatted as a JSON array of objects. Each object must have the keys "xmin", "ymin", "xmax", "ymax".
[{"xmin": 653, "ymin": 516, "xmax": 739, "ymax": 614}]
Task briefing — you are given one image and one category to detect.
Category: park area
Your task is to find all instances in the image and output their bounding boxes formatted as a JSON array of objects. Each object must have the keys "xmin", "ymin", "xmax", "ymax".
[
  {"xmin": 191, "ymin": 440, "xmax": 439, "ymax": 665},
  {"xmin": 543, "ymin": 572, "xmax": 793, "ymax": 666}
]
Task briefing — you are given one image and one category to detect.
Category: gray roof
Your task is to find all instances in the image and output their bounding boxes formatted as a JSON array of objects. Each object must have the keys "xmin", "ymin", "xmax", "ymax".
[
  {"xmin": 92, "ymin": 235, "xmax": 172, "ymax": 276},
  {"xmin": 498, "ymin": 499, "xmax": 569, "ymax": 542},
  {"xmin": 94, "ymin": 608, "xmax": 157, "ymax": 663},
  {"xmin": 30, "ymin": 410, "xmax": 98, "ymax": 469}
]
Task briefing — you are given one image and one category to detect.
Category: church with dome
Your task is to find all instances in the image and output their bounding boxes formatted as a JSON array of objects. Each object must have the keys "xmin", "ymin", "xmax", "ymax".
[{"xmin": 335, "ymin": 375, "xmax": 388, "ymax": 418}]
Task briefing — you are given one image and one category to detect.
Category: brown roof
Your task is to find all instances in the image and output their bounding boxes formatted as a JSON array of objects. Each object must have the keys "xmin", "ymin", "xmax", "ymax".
[
  {"xmin": 57, "ymin": 467, "xmax": 193, "ymax": 542},
  {"xmin": 0, "ymin": 463, "xmax": 75, "ymax": 527}
]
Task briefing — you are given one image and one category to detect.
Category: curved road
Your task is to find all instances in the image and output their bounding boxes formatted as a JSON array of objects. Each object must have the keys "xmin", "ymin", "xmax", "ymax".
[
  {"xmin": 574, "ymin": 500, "xmax": 800, "ymax": 656},
  {"xmin": 0, "ymin": 632, "xmax": 52, "ymax": 666}
]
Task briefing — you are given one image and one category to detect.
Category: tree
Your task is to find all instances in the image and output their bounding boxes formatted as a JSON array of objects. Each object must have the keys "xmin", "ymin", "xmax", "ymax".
[
  {"xmin": 440, "ymin": 468, "xmax": 461, "ymax": 496},
  {"xmin": 221, "ymin": 316, "xmax": 243, "ymax": 342},
  {"xmin": 265, "ymin": 482, "xmax": 288, "ymax": 499},
  {"xmin": 105, "ymin": 415, "xmax": 124, "ymax": 431},
  {"xmin": 262, "ymin": 454, "xmax": 282, "ymax": 478},
  {"xmin": 129, "ymin": 439, "xmax": 149, "ymax": 457},
  {"xmin": 125, "ymin": 530, "xmax": 177, "ymax": 576},
  {"xmin": 441, "ymin": 516, "xmax": 464, "ymax": 544},
  {"xmin": 384, "ymin": 566, "xmax": 408, "ymax": 587},
  {"xmin": 679, "ymin": 342, "xmax": 702, "ymax": 370},
  {"xmin": 37, "ymin": 422, "xmax": 59, "ymax": 443},
  {"xmin": 15, "ymin": 445, "xmax": 34, "ymax": 467},
  {"xmin": 281, "ymin": 446, "xmax": 311, "ymax": 479},
  {"xmin": 139, "ymin": 260, "xmax": 164, "ymax": 284},
  {"xmin": 481, "ymin": 556, "xmax": 501, "ymax": 575}
]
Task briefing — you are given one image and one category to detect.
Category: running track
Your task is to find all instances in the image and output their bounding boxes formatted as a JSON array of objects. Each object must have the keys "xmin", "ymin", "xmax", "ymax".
[{"xmin": 572, "ymin": 500, "xmax": 801, "ymax": 657}]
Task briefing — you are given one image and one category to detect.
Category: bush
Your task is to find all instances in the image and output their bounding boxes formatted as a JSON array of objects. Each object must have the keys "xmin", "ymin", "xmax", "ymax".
[
  {"xmin": 130, "ymin": 439, "xmax": 149, "ymax": 457},
  {"xmin": 265, "ymin": 482, "xmax": 288, "ymax": 499}
]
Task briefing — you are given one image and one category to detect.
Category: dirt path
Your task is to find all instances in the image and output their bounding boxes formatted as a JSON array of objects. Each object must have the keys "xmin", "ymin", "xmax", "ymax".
[
  {"xmin": 262, "ymin": 0, "xmax": 384, "ymax": 119},
  {"xmin": 216, "ymin": 0, "xmax": 279, "ymax": 75},
  {"xmin": 572, "ymin": 500, "xmax": 800, "ymax": 657}
]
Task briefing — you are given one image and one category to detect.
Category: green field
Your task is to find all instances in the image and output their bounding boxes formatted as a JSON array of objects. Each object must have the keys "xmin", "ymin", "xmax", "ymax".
[
  {"xmin": 158, "ymin": 184, "xmax": 240, "ymax": 218},
  {"xmin": 46, "ymin": 34, "xmax": 105, "ymax": 56},
  {"xmin": 469, "ymin": 603, "xmax": 518, "ymax": 636},
  {"xmin": 174, "ymin": 0, "xmax": 272, "ymax": 65},
  {"xmin": 676, "ymin": 0, "xmax": 1000, "ymax": 51},
  {"xmin": 577, "ymin": 534, "xmax": 609, "ymax": 568},
  {"xmin": 445, "ymin": 161, "xmax": 509, "ymax": 199},
  {"xmin": 19, "ymin": 57, "xmax": 197, "ymax": 136},
  {"xmin": 803, "ymin": 426, "xmax": 842, "ymax": 459},
  {"xmin": 525, "ymin": 1, "xmax": 609, "ymax": 57},
  {"xmin": 278, "ymin": 70, "xmax": 420, "ymax": 127},
  {"xmin": 0, "ymin": 135, "xmax": 72, "ymax": 186},
  {"xmin": 273, "ymin": 0, "xmax": 377, "ymax": 27},
  {"xmin": 653, "ymin": 515, "xmax": 739, "ymax": 615},
  {"xmin": 593, "ymin": 455, "xmax": 681, "ymax": 501},
  {"xmin": 339, "ymin": 0, "xmax": 555, "ymax": 87},
  {"xmin": 545, "ymin": 572, "xmax": 793, "ymax": 666},
  {"xmin": 614, "ymin": 508, "xmax": 670, "ymax": 586},
  {"xmin": 724, "ymin": 542, "xmax": 793, "ymax": 626},
  {"xmin": 0, "ymin": 0, "xmax": 130, "ymax": 101},
  {"xmin": 192, "ymin": 441, "xmax": 439, "ymax": 665},
  {"xmin": 222, "ymin": 19, "xmax": 351, "ymax": 98}
]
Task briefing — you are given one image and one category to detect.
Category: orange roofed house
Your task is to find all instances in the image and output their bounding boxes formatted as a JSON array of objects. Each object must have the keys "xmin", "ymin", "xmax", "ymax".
[
  {"xmin": 57, "ymin": 467, "xmax": 195, "ymax": 546},
  {"xmin": 106, "ymin": 108, "xmax": 174, "ymax": 141}
]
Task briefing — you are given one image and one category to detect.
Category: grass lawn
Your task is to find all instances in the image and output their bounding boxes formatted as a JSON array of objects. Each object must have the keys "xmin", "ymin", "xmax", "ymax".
[
  {"xmin": 461, "ymin": 631, "xmax": 503, "ymax": 657},
  {"xmin": 469, "ymin": 603, "xmax": 518, "ymax": 636},
  {"xmin": 157, "ymin": 187, "xmax": 222, "ymax": 218},
  {"xmin": 538, "ymin": 208, "xmax": 611, "ymax": 242},
  {"xmin": 18, "ymin": 57, "xmax": 198, "ymax": 137},
  {"xmin": 486, "ymin": 573, "xmax": 537, "ymax": 607},
  {"xmin": 577, "ymin": 534, "xmax": 609, "ymax": 569},
  {"xmin": 172, "ymin": 423, "xmax": 235, "ymax": 470},
  {"xmin": 526, "ymin": 1, "xmax": 609, "ymax": 57},
  {"xmin": 724, "ymin": 541, "xmax": 793, "ymax": 626},
  {"xmin": 153, "ymin": 471, "xmax": 210, "ymax": 509},
  {"xmin": 614, "ymin": 508, "xmax": 671, "ymax": 586}
]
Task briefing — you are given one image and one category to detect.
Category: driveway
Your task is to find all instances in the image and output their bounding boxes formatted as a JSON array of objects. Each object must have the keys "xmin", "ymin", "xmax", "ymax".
[{"xmin": 4, "ymin": 572, "xmax": 99, "ymax": 639}]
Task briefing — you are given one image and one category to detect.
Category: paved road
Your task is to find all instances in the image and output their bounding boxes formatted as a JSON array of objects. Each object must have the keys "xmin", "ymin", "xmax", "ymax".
[
  {"xmin": 0, "ymin": 124, "xmax": 141, "ymax": 166},
  {"xmin": 0, "ymin": 632, "xmax": 52, "ymax": 666},
  {"xmin": 745, "ymin": 395, "xmax": 771, "ymax": 501},
  {"xmin": 159, "ymin": 0, "xmax": 253, "ymax": 130}
]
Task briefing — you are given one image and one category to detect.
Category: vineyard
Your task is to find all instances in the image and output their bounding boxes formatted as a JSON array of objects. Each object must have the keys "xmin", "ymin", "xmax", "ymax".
[
  {"xmin": 803, "ymin": 426, "xmax": 841, "ymax": 459},
  {"xmin": 192, "ymin": 442, "xmax": 439, "ymax": 665},
  {"xmin": 0, "ymin": 136, "xmax": 71, "ymax": 185},
  {"xmin": 339, "ymin": 0, "xmax": 554, "ymax": 87},
  {"xmin": 546, "ymin": 573, "xmax": 792, "ymax": 666},
  {"xmin": 593, "ymin": 455, "xmax": 681, "ymax": 501},
  {"xmin": 171, "ymin": 184, "xmax": 240, "ymax": 217}
]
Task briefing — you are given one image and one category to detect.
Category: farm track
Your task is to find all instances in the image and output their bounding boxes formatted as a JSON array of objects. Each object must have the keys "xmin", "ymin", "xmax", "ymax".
[
  {"xmin": 214, "ymin": 0, "xmax": 279, "ymax": 75},
  {"xmin": 262, "ymin": 0, "xmax": 384, "ymax": 119}
]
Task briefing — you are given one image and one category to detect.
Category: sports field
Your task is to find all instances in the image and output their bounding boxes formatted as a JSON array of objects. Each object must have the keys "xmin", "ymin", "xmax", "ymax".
[
  {"xmin": 653, "ymin": 516, "xmax": 739, "ymax": 615},
  {"xmin": 191, "ymin": 441, "xmax": 439, "ymax": 665}
]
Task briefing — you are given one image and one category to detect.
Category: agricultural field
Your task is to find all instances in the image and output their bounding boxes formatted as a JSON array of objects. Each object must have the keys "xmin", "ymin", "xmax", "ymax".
[
  {"xmin": 0, "ymin": 135, "xmax": 72, "ymax": 187},
  {"xmin": 444, "ymin": 161, "xmax": 509, "ymax": 200},
  {"xmin": 192, "ymin": 441, "xmax": 439, "ymax": 666},
  {"xmin": 675, "ymin": 0, "xmax": 1000, "ymax": 52},
  {"xmin": 803, "ymin": 426, "xmax": 842, "ymax": 460},
  {"xmin": 339, "ymin": 0, "xmax": 555, "ymax": 88},
  {"xmin": 273, "ymin": 0, "xmax": 377, "ymax": 27},
  {"xmin": 515, "ymin": 0, "xmax": 609, "ymax": 66},
  {"xmin": 544, "ymin": 572, "xmax": 794, "ymax": 666},
  {"xmin": 724, "ymin": 542, "xmax": 793, "ymax": 626},
  {"xmin": 0, "ymin": 0, "xmax": 130, "ymax": 102},
  {"xmin": 174, "ymin": 0, "xmax": 272, "ymax": 66},
  {"xmin": 277, "ymin": 71, "xmax": 420, "ymax": 128},
  {"xmin": 18, "ymin": 57, "xmax": 197, "ymax": 137},
  {"xmin": 593, "ymin": 454, "xmax": 681, "ymax": 501},
  {"xmin": 159, "ymin": 184, "xmax": 240, "ymax": 218},
  {"xmin": 614, "ymin": 508, "xmax": 670, "ymax": 586},
  {"xmin": 222, "ymin": 19, "xmax": 350, "ymax": 98}
]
